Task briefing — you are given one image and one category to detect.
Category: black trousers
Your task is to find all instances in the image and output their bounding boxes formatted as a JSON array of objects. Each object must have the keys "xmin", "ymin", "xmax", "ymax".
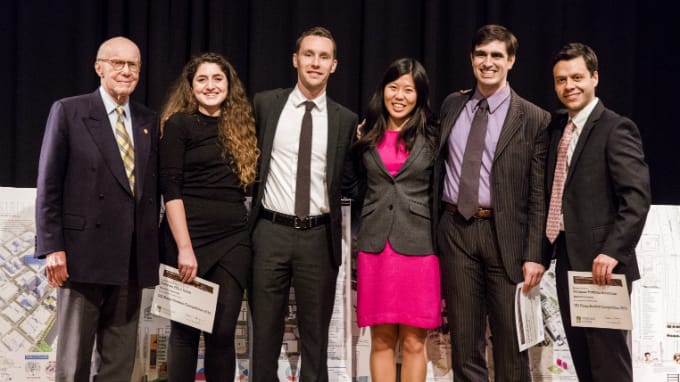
[
  {"xmin": 249, "ymin": 218, "xmax": 338, "ymax": 382},
  {"xmin": 167, "ymin": 262, "xmax": 244, "ymax": 381},
  {"xmin": 554, "ymin": 233, "xmax": 633, "ymax": 382}
]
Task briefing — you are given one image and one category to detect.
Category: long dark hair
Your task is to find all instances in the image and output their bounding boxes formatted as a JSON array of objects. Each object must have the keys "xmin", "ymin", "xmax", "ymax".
[{"xmin": 355, "ymin": 57, "xmax": 437, "ymax": 154}]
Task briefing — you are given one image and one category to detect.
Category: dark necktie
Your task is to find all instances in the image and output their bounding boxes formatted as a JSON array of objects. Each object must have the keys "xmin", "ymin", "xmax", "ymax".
[
  {"xmin": 295, "ymin": 101, "xmax": 315, "ymax": 219},
  {"xmin": 457, "ymin": 98, "xmax": 488, "ymax": 220},
  {"xmin": 546, "ymin": 121, "xmax": 576, "ymax": 243}
]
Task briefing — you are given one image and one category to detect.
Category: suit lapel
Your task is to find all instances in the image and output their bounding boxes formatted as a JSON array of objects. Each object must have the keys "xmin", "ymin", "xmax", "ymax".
[
  {"xmin": 494, "ymin": 91, "xmax": 522, "ymax": 161},
  {"xmin": 438, "ymin": 94, "xmax": 469, "ymax": 156},
  {"xmin": 84, "ymin": 91, "xmax": 133, "ymax": 196},
  {"xmin": 259, "ymin": 90, "xmax": 290, "ymax": 183},
  {"xmin": 130, "ymin": 102, "xmax": 153, "ymax": 201},
  {"xmin": 326, "ymin": 98, "xmax": 341, "ymax": 186},
  {"xmin": 547, "ymin": 114, "xmax": 568, "ymax": 187},
  {"xmin": 566, "ymin": 101, "xmax": 604, "ymax": 184},
  {"xmin": 395, "ymin": 133, "xmax": 425, "ymax": 178}
]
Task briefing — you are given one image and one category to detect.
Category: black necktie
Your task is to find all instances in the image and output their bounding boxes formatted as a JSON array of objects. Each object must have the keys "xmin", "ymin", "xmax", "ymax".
[
  {"xmin": 457, "ymin": 98, "xmax": 488, "ymax": 219},
  {"xmin": 295, "ymin": 101, "xmax": 315, "ymax": 218}
]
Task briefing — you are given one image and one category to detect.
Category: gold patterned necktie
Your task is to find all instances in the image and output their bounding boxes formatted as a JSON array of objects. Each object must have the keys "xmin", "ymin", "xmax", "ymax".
[
  {"xmin": 546, "ymin": 121, "xmax": 576, "ymax": 243},
  {"xmin": 114, "ymin": 105, "xmax": 135, "ymax": 195}
]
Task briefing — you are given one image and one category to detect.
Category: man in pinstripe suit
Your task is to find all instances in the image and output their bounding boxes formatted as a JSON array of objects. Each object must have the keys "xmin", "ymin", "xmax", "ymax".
[{"xmin": 433, "ymin": 25, "xmax": 551, "ymax": 381}]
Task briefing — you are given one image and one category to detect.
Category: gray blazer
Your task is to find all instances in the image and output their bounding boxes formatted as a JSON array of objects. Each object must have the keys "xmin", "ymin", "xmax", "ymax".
[{"xmin": 356, "ymin": 133, "xmax": 436, "ymax": 255}]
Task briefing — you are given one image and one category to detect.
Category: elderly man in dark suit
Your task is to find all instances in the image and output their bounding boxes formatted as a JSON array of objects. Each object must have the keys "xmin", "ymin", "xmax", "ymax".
[
  {"xmin": 35, "ymin": 36, "xmax": 159, "ymax": 381},
  {"xmin": 547, "ymin": 42, "xmax": 650, "ymax": 382},
  {"xmin": 248, "ymin": 26, "xmax": 357, "ymax": 381},
  {"xmin": 433, "ymin": 24, "xmax": 551, "ymax": 381}
]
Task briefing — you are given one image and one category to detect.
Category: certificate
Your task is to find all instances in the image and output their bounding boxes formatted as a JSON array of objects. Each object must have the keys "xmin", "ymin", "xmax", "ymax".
[
  {"xmin": 151, "ymin": 264, "xmax": 219, "ymax": 333},
  {"xmin": 567, "ymin": 271, "xmax": 632, "ymax": 330},
  {"xmin": 514, "ymin": 282, "xmax": 545, "ymax": 351}
]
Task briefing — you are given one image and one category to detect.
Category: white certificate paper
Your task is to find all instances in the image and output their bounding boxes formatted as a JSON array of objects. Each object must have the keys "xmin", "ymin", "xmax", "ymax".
[
  {"xmin": 151, "ymin": 264, "xmax": 219, "ymax": 333},
  {"xmin": 514, "ymin": 282, "xmax": 545, "ymax": 351},
  {"xmin": 567, "ymin": 271, "xmax": 632, "ymax": 330}
]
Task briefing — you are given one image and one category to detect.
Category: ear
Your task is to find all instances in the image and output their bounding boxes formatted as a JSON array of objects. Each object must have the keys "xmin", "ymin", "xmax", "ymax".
[
  {"xmin": 330, "ymin": 59, "xmax": 337, "ymax": 74},
  {"xmin": 507, "ymin": 55, "xmax": 516, "ymax": 70},
  {"xmin": 293, "ymin": 53, "xmax": 299, "ymax": 69},
  {"xmin": 94, "ymin": 61, "xmax": 103, "ymax": 77},
  {"xmin": 592, "ymin": 70, "xmax": 599, "ymax": 88}
]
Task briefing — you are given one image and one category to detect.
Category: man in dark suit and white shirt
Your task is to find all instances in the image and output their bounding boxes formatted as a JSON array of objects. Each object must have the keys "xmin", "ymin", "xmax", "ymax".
[
  {"xmin": 248, "ymin": 26, "xmax": 357, "ymax": 381},
  {"xmin": 35, "ymin": 36, "xmax": 159, "ymax": 381},
  {"xmin": 546, "ymin": 42, "xmax": 650, "ymax": 382},
  {"xmin": 433, "ymin": 24, "xmax": 551, "ymax": 381}
]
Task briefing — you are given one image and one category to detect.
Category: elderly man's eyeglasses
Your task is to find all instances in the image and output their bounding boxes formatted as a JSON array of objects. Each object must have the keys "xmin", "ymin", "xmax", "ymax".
[{"xmin": 97, "ymin": 58, "xmax": 140, "ymax": 73}]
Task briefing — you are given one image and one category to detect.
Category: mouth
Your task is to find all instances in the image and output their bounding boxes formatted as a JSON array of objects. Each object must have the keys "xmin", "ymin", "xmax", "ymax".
[
  {"xmin": 479, "ymin": 68, "xmax": 496, "ymax": 77},
  {"xmin": 563, "ymin": 92, "xmax": 580, "ymax": 101},
  {"xmin": 391, "ymin": 103, "xmax": 407, "ymax": 112}
]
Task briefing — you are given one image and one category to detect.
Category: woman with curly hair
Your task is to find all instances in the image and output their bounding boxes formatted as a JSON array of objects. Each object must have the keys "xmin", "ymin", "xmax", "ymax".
[{"xmin": 159, "ymin": 52, "xmax": 258, "ymax": 381}]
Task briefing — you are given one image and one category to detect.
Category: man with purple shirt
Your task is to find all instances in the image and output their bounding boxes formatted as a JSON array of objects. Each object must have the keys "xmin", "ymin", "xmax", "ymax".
[{"xmin": 432, "ymin": 24, "xmax": 551, "ymax": 381}]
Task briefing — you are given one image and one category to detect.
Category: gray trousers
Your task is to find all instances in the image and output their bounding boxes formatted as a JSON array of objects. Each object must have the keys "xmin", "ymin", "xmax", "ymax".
[{"xmin": 55, "ymin": 281, "xmax": 141, "ymax": 382}]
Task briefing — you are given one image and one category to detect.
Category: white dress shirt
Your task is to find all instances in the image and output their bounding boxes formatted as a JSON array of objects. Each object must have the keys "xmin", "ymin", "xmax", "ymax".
[{"xmin": 262, "ymin": 86, "xmax": 330, "ymax": 216}]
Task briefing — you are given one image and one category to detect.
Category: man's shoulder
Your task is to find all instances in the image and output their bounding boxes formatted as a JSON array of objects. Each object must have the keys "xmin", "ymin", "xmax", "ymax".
[
  {"xmin": 130, "ymin": 99, "xmax": 157, "ymax": 117},
  {"xmin": 254, "ymin": 88, "xmax": 291, "ymax": 102},
  {"xmin": 327, "ymin": 97, "xmax": 357, "ymax": 120},
  {"xmin": 53, "ymin": 91, "xmax": 98, "ymax": 108},
  {"xmin": 441, "ymin": 90, "xmax": 470, "ymax": 109},
  {"xmin": 510, "ymin": 91, "xmax": 550, "ymax": 120}
]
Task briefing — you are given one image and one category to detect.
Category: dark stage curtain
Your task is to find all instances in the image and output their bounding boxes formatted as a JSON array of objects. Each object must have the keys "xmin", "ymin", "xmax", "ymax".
[{"xmin": 2, "ymin": 0, "xmax": 677, "ymax": 203}]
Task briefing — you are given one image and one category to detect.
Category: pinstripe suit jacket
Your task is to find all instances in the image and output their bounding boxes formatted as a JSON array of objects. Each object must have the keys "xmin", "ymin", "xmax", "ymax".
[{"xmin": 433, "ymin": 88, "xmax": 551, "ymax": 282}]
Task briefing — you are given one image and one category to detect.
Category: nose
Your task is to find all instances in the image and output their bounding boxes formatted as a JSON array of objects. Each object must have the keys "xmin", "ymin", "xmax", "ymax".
[
  {"xmin": 482, "ymin": 55, "xmax": 493, "ymax": 66},
  {"xmin": 311, "ymin": 55, "xmax": 320, "ymax": 67},
  {"xmin": 121, "ymin": 62, "xmax": 132, "ymax": 74}
]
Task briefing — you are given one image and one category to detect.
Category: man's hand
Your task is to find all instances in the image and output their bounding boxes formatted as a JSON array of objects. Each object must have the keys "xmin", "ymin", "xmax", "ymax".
[
  {"xmin": 522, "ymin": 261, "xmax": 545, "ymax": 293},
  {"xmin": 592, "ymin": 253, "xmax": 618, "ymax": 286},
  {"xmin": 356, "ymin": 118, "xmax": 366, "ymax": 140},
  {"xmin": 45, "ymin": 251, "xmax": 69, "ymax": 287}
]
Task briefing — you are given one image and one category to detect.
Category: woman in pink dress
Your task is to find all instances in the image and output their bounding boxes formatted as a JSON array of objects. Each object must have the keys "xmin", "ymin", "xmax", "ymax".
[{"xmin": 351, "ymin": 58, "xmax": 440, "ymax": 381}]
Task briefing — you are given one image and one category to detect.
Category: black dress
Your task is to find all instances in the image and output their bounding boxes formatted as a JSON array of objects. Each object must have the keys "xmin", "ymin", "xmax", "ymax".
[{"xmin": 159, "ymin": 112, "xmax": 251, "ymax": 289}]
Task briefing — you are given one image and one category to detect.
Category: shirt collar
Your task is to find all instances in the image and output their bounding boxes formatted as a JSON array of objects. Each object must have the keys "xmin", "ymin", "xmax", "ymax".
[
  {"xmin": 570, "ymin": 97, "xmax": 599, "ymax": 130},
  {"xmin": 99, "ymin": 86, "xmax": 130, "ymax": 116},
  {"xmin": 290, "ymin": 85, "xmax": 327, "ymax": 113},
  {"xmin": 471, "ymin": 84, "xmax": 511, "ymax": 113}
]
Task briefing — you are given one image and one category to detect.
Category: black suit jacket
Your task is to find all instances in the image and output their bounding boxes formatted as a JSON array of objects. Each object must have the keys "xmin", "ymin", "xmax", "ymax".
[
  {"xmin": 249, "ymin": 88, "xmax": 357, "ymax": 267},
  {"xmin": 546, "ymin": 101, "xmax": 651, "ymax": 281},
  {"xmin": 433, "ymin": 89, "xmax": 551, "ymax": 282},
  {"xmin": 35, "ymin": 90, "xmax": 160, "ymax": 287}
]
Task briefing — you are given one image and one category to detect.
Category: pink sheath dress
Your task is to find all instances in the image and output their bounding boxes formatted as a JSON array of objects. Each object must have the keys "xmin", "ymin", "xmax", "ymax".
[{"xmin": 356, "ymin": 130, "xmax": 442, "ymax": 329}]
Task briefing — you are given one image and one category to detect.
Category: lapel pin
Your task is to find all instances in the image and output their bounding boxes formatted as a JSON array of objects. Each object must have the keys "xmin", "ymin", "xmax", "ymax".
[{"xmin": 144, "ymin": 128, "xmax": 148, "ymax": 134}]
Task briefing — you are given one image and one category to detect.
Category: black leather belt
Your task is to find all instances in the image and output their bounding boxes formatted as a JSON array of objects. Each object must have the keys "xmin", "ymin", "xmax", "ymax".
[
  {"xmin": 260, "ymin": 208, "xmax": 330, "ymax": 230},
  {"xmin": 443, "ymin": 202, "xmax": 494, "ymax": 219}
]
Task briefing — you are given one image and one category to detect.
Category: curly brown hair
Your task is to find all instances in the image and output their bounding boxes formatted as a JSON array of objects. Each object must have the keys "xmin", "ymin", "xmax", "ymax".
[{"xmin": 160, "ymin": 52, "xmax": 259, "ymax": 186}]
